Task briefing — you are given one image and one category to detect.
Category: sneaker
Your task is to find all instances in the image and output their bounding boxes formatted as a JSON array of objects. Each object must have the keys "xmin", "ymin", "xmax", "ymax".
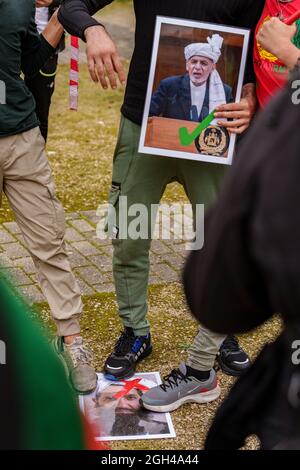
[
  {"xmin": 52, "ymin": 336, "xmax": 97, "ymax": 394},
  {"xmin": 141, "ymin": 363, "xmax": 220, "ymax": 412},
  {"xmin": 217, "ymin": 335, "xmax": 250, "ymax": 376},
  {"xmin": 104, "ymin": 327, "xmax": 152, "ymax": 380}
]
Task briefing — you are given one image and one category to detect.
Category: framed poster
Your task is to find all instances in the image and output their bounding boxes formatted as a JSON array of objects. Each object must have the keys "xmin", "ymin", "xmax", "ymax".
[
  {"xmin": 139, "ymin": 16, "xmax": 250, "ymax": 165},
  {"xmin": 79, "ymin": 372, "xmax": 176, "ymax": 441}
]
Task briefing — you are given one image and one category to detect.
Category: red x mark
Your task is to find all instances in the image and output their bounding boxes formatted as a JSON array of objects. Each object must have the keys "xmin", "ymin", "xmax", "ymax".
[{"xmin": 113, "ymin": 378, "xmax": 149, "ymax": 399}]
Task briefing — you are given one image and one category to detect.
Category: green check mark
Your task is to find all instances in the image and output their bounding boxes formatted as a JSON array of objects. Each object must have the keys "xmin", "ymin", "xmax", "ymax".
[{"xmin": 179, "ymin": 109, "xmax": 216, "ymax": 146}]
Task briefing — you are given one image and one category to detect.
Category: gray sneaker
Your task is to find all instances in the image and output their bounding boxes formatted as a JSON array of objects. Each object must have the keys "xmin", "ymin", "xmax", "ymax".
[
  {"xmin": 141, "ymin": 363, "xmax": 220, "ymax": 412},
  {"xmin": 52, "ymin": 336, "xmax": 97, "ymax": 395}
]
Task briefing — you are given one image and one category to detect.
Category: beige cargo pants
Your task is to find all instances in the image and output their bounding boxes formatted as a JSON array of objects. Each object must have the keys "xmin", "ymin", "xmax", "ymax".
[{"xmin": 0, "ymin": 127, "xmax": 82, "ymax": 336}]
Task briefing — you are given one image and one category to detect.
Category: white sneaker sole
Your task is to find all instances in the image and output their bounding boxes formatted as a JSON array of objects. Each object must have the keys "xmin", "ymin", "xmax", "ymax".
[{"xmin": 142, "ymin": 385, "xmax": 221, "ymax": 413}]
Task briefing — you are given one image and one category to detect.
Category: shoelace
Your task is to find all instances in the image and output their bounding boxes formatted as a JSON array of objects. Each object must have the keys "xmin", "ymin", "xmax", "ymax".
[
  {"xmin": 68, "ymin": 343, "xmax": 93, "ymax": 367},
  {"xmin": 160, "ymin": 368, "xmax": 192, "ymax": 392},
  {"xmin": 114, "ymin": 330, "xmax": 135, "ymax": 356},
  {"xmin": 222, "ymin": 335, "xmax": 239, "ymax": 352}
]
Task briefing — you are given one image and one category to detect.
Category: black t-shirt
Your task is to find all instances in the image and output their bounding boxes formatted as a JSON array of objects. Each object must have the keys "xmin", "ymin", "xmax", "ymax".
[{"xmin": 59, "ymin": 0, "xmax": 264, "ymax": 125}]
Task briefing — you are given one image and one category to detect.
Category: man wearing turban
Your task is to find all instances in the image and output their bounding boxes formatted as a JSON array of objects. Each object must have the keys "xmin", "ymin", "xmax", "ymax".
[{"xmin": 150, "ymin": 34, "xmax": 233, "ymax": 123}]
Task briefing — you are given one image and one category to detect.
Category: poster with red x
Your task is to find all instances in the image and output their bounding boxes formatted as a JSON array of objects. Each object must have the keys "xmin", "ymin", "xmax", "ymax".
[{"xmin": 79, "ymin": 372, "xmax": 176, "ymax": 441}]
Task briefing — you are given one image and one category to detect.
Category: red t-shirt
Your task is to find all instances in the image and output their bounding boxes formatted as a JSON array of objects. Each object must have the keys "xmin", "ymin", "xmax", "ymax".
[{"xmin": 254, "ymin": 0, "xmax": 300, "ymax": 107}]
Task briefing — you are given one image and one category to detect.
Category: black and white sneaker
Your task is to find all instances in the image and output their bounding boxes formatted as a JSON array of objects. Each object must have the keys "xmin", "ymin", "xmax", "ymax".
[
  {"xmin": 104, "ymin": 327, "xmax": 152, "ymax": 380},
  {"xmin": 217, "ymin": 335, "xmax": 250, "ymax": 376}
]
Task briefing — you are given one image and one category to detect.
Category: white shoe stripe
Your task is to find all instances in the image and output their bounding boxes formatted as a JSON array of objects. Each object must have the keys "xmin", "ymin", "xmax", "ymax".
[{"xmin": 143, "ymin": 386, "xmax": 221, "ymax": 413}]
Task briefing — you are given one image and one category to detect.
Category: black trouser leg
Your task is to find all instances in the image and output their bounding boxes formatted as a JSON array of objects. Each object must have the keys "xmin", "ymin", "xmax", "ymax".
[{"xmin": 25, "ymin": 54, "xmax": 58, "ymax": 142}]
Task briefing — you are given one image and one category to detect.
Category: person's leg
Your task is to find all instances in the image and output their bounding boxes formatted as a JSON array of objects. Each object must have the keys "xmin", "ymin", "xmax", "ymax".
[
  {"xmin": 142, "ymin": 159, "xmax": 250, "ymax": 412},
  {"xmin": 180, "ymin": 160, "xmax": 250, "ymax": 375},
  {"xmin": 2, "ymin": 128, "xmax": 96, "ymax": 393},
  {"xmin": 142, "ymin": 160, "xmax": 225, "ymax": 412},
  {"xmin": 104, "ymin": 117, "xmax": 176, "ymax": 378},
  {"xmin": 25, "ymin": 54, "xmax": 58, "ymax": 142},
  {"xmin": 178, "ymin": 159, "xmax": 228, "ymax": 372}
]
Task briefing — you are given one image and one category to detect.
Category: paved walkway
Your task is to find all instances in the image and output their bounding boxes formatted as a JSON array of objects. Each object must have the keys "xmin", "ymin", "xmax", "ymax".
[{"xmin": 0, "ymin": 209, "xmax": 189, "ymax": 304}]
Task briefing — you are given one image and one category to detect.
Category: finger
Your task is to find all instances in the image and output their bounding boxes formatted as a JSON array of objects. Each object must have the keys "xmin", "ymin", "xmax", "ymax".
[
  {"xmin": 87, "ymin": 57, "xmax": 98, "ymax": 83},
  {"xmin": 227, "ymin": 125, "xmax": 248, "ymax": 135},
  {"xmin": 225, "ymin": 122, "xmax": 249, "ymax": 133},
  {"xmin": 219, "ymin": 118, "xmax": 249, "ymax": 128},
  {"xmin": 112, "ymin": 53, "xmax": 126, "ymax": 85},
  {"xmin": 103, "ymin": 56, "xmax": 117, "ymax": 89},
  {"xmin": 216, "ymin": 102, "xmax": 248, "ymax": 112},
  {"xmin": 94, "ymin": 58, "xmax": 108, "ymax": 89},
  {"xmin": 215, "ymin": 110, "xmax": 250, "ymax": 119}
]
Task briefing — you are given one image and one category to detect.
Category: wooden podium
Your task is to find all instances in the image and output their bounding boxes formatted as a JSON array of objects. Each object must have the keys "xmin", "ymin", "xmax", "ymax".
[{"xmin": 145, "ymin": 116, "xmax": 200, "ymax": 154}]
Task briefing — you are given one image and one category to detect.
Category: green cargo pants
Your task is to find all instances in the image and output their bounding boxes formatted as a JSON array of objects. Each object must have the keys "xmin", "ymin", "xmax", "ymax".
[{"xmin": 108, "ymin": 116, "xmax": 227, "ymax": 371}]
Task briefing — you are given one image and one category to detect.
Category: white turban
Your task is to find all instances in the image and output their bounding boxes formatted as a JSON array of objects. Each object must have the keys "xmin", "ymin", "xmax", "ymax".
[
  {"xmin": 184, "ymin": 34, "xmax": 224, "ymax": 64},
  {"xmin": 95, "ymin": 375, "xmax": 157, "ymax": 396}
]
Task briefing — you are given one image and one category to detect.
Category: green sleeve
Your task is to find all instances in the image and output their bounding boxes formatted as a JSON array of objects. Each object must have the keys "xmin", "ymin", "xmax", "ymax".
[{"xmin": 1, "ymin": 275, "xmax": 85, "ymax": 450}]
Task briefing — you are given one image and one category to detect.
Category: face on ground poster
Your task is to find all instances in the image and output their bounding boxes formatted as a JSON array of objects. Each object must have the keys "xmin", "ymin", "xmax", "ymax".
[
  {"xmin": 79, "ymin": 372, "xmax": 176, "ymax": 441},
  {"xmin": 139, "ymin": 16, "xmax": 250, "ymax": 165}
]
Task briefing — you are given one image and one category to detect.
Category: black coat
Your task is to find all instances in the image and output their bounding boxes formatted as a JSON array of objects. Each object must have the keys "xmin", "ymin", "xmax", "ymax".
[
  {"xmin": 149, "ymin": 75, "xmax": 233, "ymax": 122},
  {"xmin": 183, "ymin": 68, "xmax": 300, "ymax": 449}
]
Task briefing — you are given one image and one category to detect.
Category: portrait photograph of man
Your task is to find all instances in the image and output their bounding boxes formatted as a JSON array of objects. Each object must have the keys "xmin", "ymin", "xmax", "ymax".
[
  {"xmin": 140, "ymin": 17, "xmax": 250, "ymax": 165},
  {"xmin": 80, "ymin": 373, "xmax": 175, "ymax": 441}
]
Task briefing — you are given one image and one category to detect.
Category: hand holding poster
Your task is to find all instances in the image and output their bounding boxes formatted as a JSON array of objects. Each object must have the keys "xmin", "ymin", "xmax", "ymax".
[{"xmin": 139, "ymin": 17, "xmax": 250, "ymax": 165}]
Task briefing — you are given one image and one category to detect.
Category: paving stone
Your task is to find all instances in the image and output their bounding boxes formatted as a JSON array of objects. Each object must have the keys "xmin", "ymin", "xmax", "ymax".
[
  {"xmin": 71, "ymin": 241, "xmax": 100, "ymax": 256},
  {"xmin": 70, "ymin": 219, "xmax": 95, "ymax": 233},
  {"xmin": 161, "ymin": 254, "xmax": 185, "ymax": 269},
  {"xmin": 66, "ymin": 247, "xmax": 91, "ymax": 268},
  {"xmin": 0, "ymin": 254, "xmax": 14, "ymax": 268},
  {"xmin": 2, "ymin": 208, "xmax": 191, "ymax": 296},
  {"xmin": 76, "ymin": 266, "xmax": 110, "ymax": 285},
  {"xmin": 7, "ymin": 267, "xmax": 33, "ymax": 286},
  {"xmin": 1, "ymin": 242, "xmax": 29, "ymax": 259},
  {"xmin": 13, "ymin": 257, "xmax": 36, "ymax": 274},
  {"xmin": 19, "ymin": 285, "xmax": 45, "ymax": 304},
  {"xmin": 88, "ymin": 254, "xmax": 112, "ymax": 271},
  {"xmin": 3, "ymin": 221, "xmax": 21, "ymax": 235},
  {"xmin": 0, "ymin": 229, "xmax": 15, "ymax": 244},
  {"xmin": 65, "ymin": 212, "xmax": 80, "ymax": 221},
  {"xmin": 150, "ymin": 240, "xmax": 172, "ymax": 255},
  {"xmin": 85, "ymin": 231, "xmax": 112, "ymax": 247},
  {"xmin": 94, "ymin": 237, "xmax": 113, "ymax": 247},
  {"xmin": 74, "ymin": 276, "xmax": 96, "ymax": 295},
  {"xmin": 65, "ymin": 227, "xmax": 85, "ymax": 242},
  {"xmin": 30, "ymin": 273, "xmax": 39, "ymax": 285},
  {"xmin": 14, "ymin": 234, "xmax": 27, "ymax": 246},
  {"xmin": 94, "ymin": 283, "xmax": 115, "ymax": 293},
  {"xmin": 101, "ymin": 244, "xmax": 113, "ymax": 258},
  {"xmin": 151, "ymin": 263, "xmax": 178, "ymax": 281},
  {"xmin": 172, "ymin": 240, "xmax": 187, "ymax": 248},
  {"xmin": 149, "ymin": 275, "xmax": 162, "ymax": 285},
  {"xmin": 80, "ymin": 210, "xmax": 99, "ymax": 224}
]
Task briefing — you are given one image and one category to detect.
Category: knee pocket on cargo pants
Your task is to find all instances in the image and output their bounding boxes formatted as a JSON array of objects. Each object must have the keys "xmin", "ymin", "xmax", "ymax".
[
  {"xmin": 105, "ymin": 184, "xmax": 121, "ymax": 239},
  {"xmin": 46, "ymin": 181, "xmax": 66, "ymax": 239}
]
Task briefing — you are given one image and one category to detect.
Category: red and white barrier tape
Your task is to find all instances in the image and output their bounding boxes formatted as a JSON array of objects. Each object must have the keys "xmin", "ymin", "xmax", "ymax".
[{"xmin": 70, "ymin": 36, "xmax": 79, "ymax": 110}]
